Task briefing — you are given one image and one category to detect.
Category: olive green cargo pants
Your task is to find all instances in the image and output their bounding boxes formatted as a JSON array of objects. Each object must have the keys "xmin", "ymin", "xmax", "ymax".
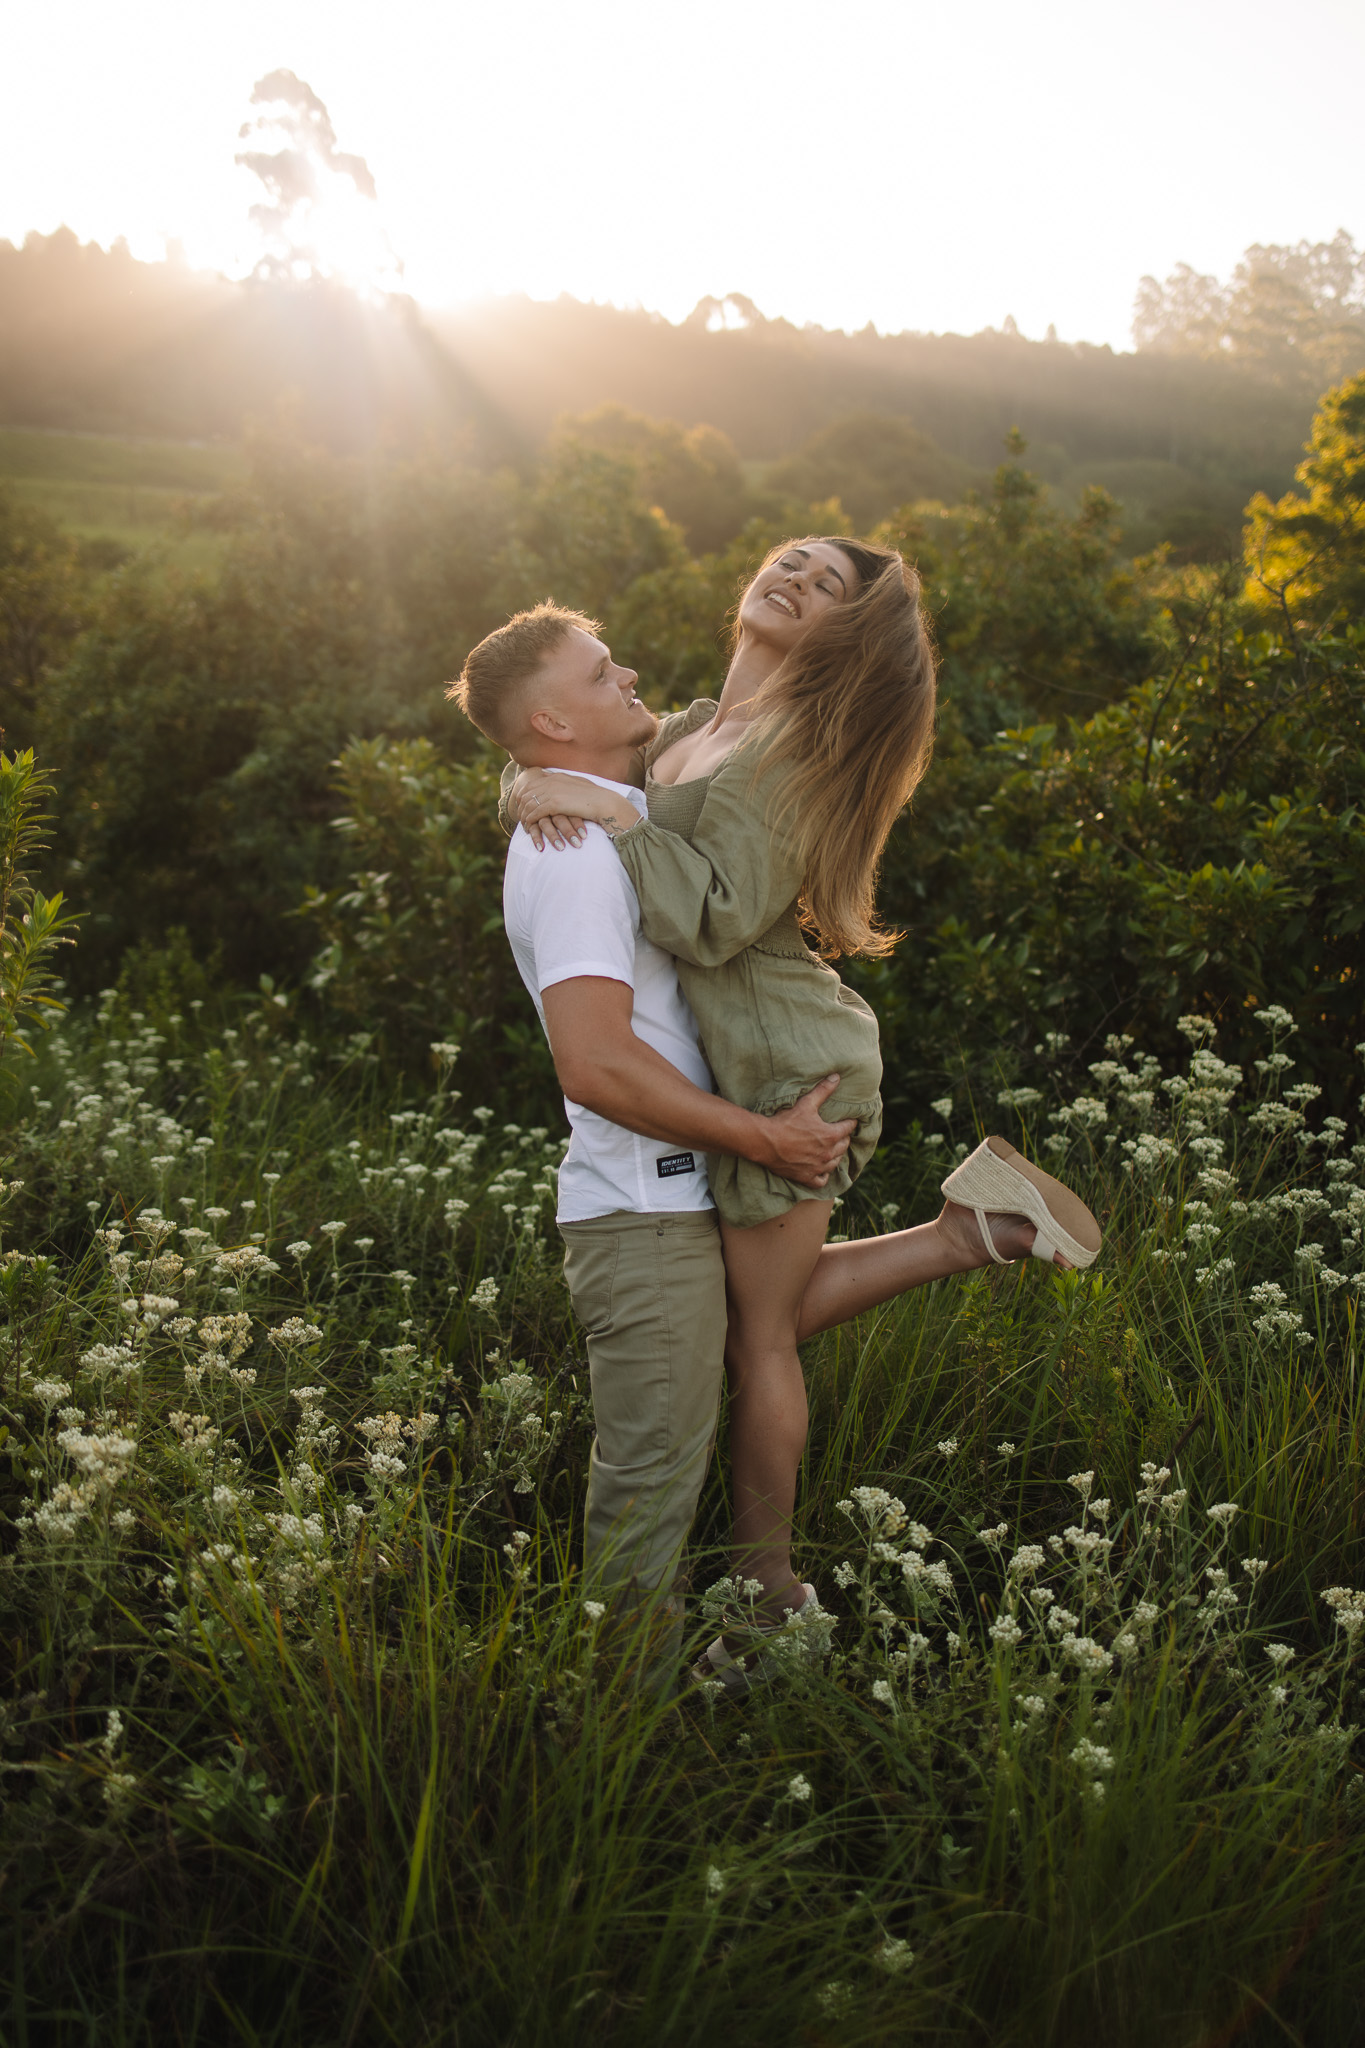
[{"xmin": 557, "ymin": 1207, "xmax": 727, "ymax": 1596}]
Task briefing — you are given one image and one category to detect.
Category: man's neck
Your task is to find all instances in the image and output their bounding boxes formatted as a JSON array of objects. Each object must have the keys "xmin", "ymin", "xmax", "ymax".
[{"xmin": 514, "ymin": 743, "xmax": 639, "ymax": 784}]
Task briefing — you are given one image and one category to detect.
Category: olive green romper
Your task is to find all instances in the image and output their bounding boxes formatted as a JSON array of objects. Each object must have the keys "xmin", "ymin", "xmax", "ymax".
[{"xmin": 610, "ymin": 700, "xmax": 883, "ymax": 1229}]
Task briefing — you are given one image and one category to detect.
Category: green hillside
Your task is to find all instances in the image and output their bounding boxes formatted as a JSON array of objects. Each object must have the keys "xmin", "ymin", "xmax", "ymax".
[{"xmin": 0, "ymin": 426, "xmax": 243, "ymax": 568}]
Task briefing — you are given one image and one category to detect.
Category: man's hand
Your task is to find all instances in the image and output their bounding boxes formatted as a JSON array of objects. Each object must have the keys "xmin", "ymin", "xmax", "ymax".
[
  {"xmin": 542, "ymin": 980, "xmax": 856, "ymax": 1189},
  {"xmin": 761, "ymin": 1075, "xmax": 857, "ymax": 1188}
]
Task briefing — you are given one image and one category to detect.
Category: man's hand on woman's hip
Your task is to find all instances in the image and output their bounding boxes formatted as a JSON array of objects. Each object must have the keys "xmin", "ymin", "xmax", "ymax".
[{"xmin": 761, "ymin": 1076, "xmax": 856, "ymax": 1189}]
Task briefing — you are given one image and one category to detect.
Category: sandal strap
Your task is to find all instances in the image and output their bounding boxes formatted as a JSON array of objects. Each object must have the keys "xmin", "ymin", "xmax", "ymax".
[{"xmin": 976, "ymin": 1206, "xmax": 1009, "ymax": 1264}]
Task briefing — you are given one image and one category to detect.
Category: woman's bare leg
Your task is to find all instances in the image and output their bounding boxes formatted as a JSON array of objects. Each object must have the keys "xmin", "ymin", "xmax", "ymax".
[
  {"xmin": 796, "ymin": 1203, "xmax": 1068, "ymax": 1343},
  {"xmin": 719, "ymin": 1201, "xmax": 833, "ymax": 1624},
  {"xmin": 718, "ymin": 1200, "xmax": 1069, "ymax": 1625}
]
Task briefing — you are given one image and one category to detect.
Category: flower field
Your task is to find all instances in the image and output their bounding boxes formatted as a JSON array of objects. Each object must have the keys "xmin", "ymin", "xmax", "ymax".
[{"xmin": 2, "ymin": 983, "xmax": 1363, "ymax": 2045}]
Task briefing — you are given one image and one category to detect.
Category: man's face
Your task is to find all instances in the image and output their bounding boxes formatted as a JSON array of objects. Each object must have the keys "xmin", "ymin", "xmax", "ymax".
[{"xmin": 532, "ymin": 628, "xmax": 658, "ymax": 754}]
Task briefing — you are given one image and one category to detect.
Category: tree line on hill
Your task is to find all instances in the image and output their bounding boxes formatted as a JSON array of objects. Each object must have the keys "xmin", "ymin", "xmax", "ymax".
[{"xmin": 3, "ymin": 229, "xmax": 1363, "ymax": 560}]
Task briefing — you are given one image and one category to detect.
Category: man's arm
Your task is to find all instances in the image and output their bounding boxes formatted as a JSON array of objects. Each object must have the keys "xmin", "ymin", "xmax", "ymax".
[{"xmin": 542, "ymin": 978, "xmax": 854, "ymax": 1190}]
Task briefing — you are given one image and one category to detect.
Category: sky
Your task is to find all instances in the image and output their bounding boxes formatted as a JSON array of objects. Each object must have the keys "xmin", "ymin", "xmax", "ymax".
[{"xmin": 3, "ymin": 0, "xmax": 1362, "ymax": 348}]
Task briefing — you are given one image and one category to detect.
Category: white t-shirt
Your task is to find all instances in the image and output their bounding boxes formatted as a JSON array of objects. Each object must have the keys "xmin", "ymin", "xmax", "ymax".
[{"xmin": 502, "ymin": 776, "xmax": 715, "ymax": 1223}]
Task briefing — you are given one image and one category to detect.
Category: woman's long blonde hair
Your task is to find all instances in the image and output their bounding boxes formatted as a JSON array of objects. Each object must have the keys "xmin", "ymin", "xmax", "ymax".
[{"xmin": 738, "ymin": 536, "xmax": 937, "ymax": 959}]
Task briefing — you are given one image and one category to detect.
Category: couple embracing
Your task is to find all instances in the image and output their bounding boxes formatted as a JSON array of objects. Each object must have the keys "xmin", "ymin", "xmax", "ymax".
[{"xmin": 452, "ymin": 535, "xmax": 1100, "ymax": 1692}]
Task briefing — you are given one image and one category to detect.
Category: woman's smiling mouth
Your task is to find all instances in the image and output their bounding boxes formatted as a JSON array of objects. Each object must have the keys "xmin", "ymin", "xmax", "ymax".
[{"xmin": 766, "ymin": 590, "xmax": 799, "ymax": 617}]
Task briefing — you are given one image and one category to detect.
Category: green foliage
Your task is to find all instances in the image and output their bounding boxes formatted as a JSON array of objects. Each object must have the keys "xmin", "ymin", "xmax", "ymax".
[
  {"xmin": 495, "ymin": 438, "xmax": 683, "ymax": 620},
  {"xmin": 864, "ymin": 596, "xmax": 1365, "ymax": 1115},
  {"xmin": 300, "ymin": 736, "xmax": 553, "ymax": 1109},
  {"xmin": 766, "ymin": 409, "xmax": 977, "ymax": 528},
  {"xmin": 0, "ymin": 749, "xmax": 78, "ymax": 1061},
  {"xmin": 1244, "ymin": 369, "xmax": 1365, "ymax": 623},
  {"xmin": 558, "ymin": 404, "xmax": 753, "ymax": 553},
  {"xmin": 878, "ymin": 439, "xmax": 1162, "ymax": 727},
  {"xmin": 0, "ymin": 489, "xmax": 89, "ymax": 746},
  {"xmin": 28, "ymin": 432, "xmax": 687, "ymax": 990}
]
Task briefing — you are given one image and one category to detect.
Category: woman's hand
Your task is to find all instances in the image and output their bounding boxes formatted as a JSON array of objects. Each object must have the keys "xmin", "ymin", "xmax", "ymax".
[{"xmin": 511, "ymin": 769, "xmax": 635, "ymax": 852}]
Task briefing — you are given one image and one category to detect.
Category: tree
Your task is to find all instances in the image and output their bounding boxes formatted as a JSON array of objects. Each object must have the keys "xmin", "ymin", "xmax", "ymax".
[
  {"xmin": 236, "ymin": 70, "xmax": 400, "ymax": 291},
  {"xmin": 766, "ymin": 413, "xmax": 973, "ymax": 530},
  {"xmin": 876, "ymin": 437, "xmax": 1161, "ymax": 728},
  {"xmin": 1134, "ymin": 233, "xmax": 1365, "ymax": 389},
  {"xmin": 557, "ymin": 406, "xmax": 751, "ymax": 555},
  {"xmin": 1243, "ymin": 371, "xmax": 1365, "ymax": 624}
]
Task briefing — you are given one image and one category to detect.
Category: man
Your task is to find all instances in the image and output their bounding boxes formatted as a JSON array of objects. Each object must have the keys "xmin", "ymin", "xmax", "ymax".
[{"xmin": 449, "ymin": 603, "xmax": 852, "ymax": 1655}]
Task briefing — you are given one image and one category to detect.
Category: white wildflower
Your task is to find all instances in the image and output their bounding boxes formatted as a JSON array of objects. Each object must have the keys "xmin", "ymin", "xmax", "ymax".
[
  {"xmin": 1063, "ymin": 1636, "xmax": 1113, "ymax": 1676},
  {"xmin": 1008, "ymin": 1544, "xmax": 1046, "ymax": 1577},
  {"xmin": 268, "ymin": 1318, "xmax": 325, "ymax": 1349}
]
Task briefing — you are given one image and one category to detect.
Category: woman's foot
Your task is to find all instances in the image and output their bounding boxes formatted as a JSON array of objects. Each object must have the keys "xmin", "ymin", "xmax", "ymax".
[
  {"xmin": 692, "ymin": 1581, "xmax": 822, "ymax": 1697},
  {"xmin": 942, "ymin": 1137, "xmax": 1102, "ymax": 1270},
  {"xmin": 939, "ymin": 1198, "xmax": 1074, "ymax": 1270}
]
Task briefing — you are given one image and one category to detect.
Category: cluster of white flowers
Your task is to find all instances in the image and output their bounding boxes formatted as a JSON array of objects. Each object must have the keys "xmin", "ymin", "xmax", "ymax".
[
  {"xmin": 15, "ymin": 1422, "xmax": 138, "ymax": 1543},
  {"xmin": 1322, "ymin": 1586, "xmax": 1365, "ymax": 1646}
]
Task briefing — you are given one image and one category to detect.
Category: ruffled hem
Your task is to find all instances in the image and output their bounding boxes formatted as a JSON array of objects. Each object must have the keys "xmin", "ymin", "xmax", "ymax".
[{"xmin": 706, "ymin": 1094, "xmax": 884, "ymax": 1229}]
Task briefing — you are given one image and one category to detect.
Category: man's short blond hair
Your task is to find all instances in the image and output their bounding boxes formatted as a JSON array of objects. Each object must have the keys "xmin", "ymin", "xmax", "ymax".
[{"xmin": 447, "ymin": 601, "xmax": 601, "ymax": 749}]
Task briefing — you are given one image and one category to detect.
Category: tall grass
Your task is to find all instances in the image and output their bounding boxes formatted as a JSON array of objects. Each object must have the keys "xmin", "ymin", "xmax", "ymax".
[{"xmin": 1, "ymin": 993, "xmax": 1363, "ymax": 2044}]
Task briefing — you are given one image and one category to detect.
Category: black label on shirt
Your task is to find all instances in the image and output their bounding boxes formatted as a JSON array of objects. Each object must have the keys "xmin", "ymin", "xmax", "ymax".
[{"xmin": 656, "ymin": 1151, "xmax": 697, "ymax": 1179}]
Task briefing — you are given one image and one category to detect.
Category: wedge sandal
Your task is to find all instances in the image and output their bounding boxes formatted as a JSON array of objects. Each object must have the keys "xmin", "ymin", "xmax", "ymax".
[
  {"xmin": 942, "ymin": 1136, "xmax": 1102, "ymax": 1270},
  {"xmin": 692, "ymin": 1583, "xmax": 822, "ymax": 1699}
]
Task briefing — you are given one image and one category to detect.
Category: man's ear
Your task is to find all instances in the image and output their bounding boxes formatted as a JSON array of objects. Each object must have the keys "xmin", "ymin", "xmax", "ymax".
[{"xmin": 527, "ymin": 705, "xmax": 574, "ymax": 742}]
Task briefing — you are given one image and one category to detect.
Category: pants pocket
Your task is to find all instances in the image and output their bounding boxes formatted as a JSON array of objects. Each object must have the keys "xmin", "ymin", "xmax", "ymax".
[{"xmin": 561, "ymin": 1231, "xmax": 621, "ymax": 1339}]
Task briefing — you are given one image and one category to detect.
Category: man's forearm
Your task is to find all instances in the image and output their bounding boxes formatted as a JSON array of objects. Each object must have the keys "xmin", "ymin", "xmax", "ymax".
[{"xmin": 558, "ymin": 1037, "xmax": 776, "ymax": 1169}]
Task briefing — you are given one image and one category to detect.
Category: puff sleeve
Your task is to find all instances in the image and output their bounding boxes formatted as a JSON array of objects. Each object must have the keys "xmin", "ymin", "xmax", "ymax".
[{"xmin": 613, "ymin": 741, "xmax": 804, "ymax": 968}]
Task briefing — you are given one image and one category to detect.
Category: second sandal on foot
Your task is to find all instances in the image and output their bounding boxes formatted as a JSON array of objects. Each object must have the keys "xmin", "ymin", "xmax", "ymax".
[
  {"xmin": 692, "ymin": 1583, "xmax": 825, "ymax": 1699},
  {"xmin": 942, "ymin": 1135, "xmax": 1102, "ymax": 1270}
]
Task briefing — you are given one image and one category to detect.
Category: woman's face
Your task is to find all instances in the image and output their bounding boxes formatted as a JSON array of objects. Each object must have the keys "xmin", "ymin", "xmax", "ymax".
[{"xmin": 737, "ymin": 541, "xmax": 859, "ymax": 653}]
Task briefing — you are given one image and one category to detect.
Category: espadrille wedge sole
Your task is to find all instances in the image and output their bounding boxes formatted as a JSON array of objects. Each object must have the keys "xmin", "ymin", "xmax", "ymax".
[{"xmin": 942, "ymin": 1136, "xmax": 1102, "ymax": 1269}]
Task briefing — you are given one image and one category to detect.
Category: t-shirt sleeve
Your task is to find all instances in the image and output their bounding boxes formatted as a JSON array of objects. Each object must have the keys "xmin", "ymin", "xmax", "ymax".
[{"xmin": 520, "ymin": 829, "xmax": 640, "ymax": 995}]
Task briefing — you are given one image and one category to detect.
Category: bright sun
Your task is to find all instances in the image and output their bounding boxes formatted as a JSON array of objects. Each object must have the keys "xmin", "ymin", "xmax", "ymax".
[{"xmin": 235, "ymin": 69, "xmax": 403, "ymax": 298}]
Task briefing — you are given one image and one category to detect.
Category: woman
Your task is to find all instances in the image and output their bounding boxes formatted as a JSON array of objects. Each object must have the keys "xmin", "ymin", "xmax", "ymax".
[{"xmin": 509, "ymin": 537, "xmax": 1100, "ymax": 1681}]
